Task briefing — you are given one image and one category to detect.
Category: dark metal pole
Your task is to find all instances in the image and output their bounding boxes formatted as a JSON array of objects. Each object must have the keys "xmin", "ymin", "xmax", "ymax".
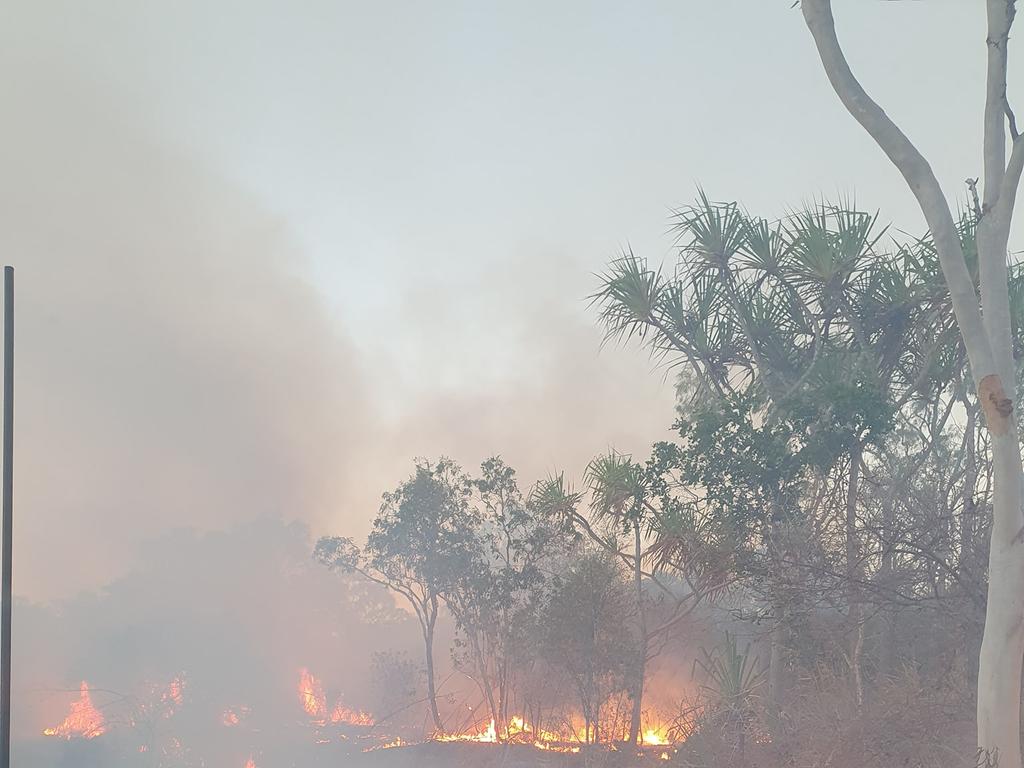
[{"xmin": 1, "ymin": 267, "xmax": 14, "ymax": 768}]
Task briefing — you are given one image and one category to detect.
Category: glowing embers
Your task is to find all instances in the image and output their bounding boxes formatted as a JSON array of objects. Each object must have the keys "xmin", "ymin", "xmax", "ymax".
[
  {"xmin": 43, "ymin": 682, "xmax": 106, "ymax": 739},
  {"xmin": 222, "ymin": 705, "xmax": 250, "ymax": 727},
  {"xmin": 161, "ymin": 677, "xmax": 184, "ymax": 709}
]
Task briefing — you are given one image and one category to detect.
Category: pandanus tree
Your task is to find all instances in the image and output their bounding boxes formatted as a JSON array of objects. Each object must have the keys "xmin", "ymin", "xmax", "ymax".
[
  {"xmin": 583, "ymin": 451, "xmax": 651, "ymax": 747},
  {"xmin": 591, "ymin": 195, "xmax": 980, "ymax": 712},
  {"xmin": 532, "ymin": 455, "xmax": 726, "ymax": 746}
]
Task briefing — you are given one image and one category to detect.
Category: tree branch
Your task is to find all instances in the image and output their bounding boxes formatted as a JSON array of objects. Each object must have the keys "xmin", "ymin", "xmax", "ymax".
[{"xmin": 801, "ymin": 0, "xmax": 998, "ymax": 387}]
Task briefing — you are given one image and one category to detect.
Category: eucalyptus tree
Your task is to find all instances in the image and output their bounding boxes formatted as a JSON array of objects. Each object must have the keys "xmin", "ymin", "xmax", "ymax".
[
  {"xmin": 443, "ymin": 457, "xmax": 568, "ymax": 737},
  {"xmin": 314, "ymin": 458, "xmax": 478, "ymax": 733},
  {"xmin": 539, "ymin": 549, "xmax": 636, "ymax": 746},
  {"xmin": 798, "ymin": 3, "xmax": 1024, "ymax": 762}
]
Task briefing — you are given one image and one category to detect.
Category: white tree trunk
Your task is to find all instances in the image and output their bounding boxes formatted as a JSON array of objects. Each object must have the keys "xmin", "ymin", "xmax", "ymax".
[
  {"xmin": 977, "ymin": 431, "xmax": 1024, "ymax": 767},
  {"xmin": 801, "ymin": 1, "xmax": 1024, "ymax": 763}
]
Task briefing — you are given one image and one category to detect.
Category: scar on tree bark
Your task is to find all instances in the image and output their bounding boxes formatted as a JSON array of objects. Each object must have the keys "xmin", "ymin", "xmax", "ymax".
[{"xmin": 979, "ymin": 374, "xmax": 1013, "ymax": 436}]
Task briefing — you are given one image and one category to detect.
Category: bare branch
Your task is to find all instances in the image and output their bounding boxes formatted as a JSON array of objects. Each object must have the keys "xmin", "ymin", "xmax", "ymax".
[
  {"xmin": 1006, "ymin": 98, "xmax": 1020, "ymax": 141},
  {"xmin": 968, "ymin": 178, "xmax": 984, "ymax": 221}
]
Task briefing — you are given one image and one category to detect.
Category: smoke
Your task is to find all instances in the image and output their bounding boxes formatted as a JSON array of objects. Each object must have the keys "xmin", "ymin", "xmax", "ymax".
[
  {"xmin": 0, "ymin": 4, "xmax": 679, "ymax": 760},
  {"xmin": 14, "ymin": 518, "xmax": 418, "ymax": 760},
  {"xmin": 0, "ymin": 55, "xmax": 675, "ymax": 603},
  {"xmin": 0, "ymin": 75, "xmax": 377, "ymax": 597}
]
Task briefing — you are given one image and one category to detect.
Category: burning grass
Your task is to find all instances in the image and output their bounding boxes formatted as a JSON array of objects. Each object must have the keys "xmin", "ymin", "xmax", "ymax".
[
  {"xmin": 42, "ymin": 682, "xmax": 106, "ymax": 740},
  {"xmin": 38, "ymin": 667, "xmax": 686, "ymax": 768}
]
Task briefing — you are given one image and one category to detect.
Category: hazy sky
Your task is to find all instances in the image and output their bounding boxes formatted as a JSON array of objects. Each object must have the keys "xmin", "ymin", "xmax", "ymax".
[{"xmin": 0, "ymin": 1, "xmax": 1016, "ymax": 600}]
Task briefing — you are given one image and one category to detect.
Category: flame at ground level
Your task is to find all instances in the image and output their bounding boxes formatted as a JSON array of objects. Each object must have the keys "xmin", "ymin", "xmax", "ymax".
[
  {"xmin": 642, "ymin": 727, "xmax": 670, "ymax": 746},
  {"xmin": 42, "ymin": 682, "xmax": 106, "ymax": 739},
  {"xmin": 297, "ymin": 667, "xmax": 375, "ymax": 727},
  {"xmin": 430, "ymin": 715, "xmax": 680, "ymax": 753},
  {"xmin": 298, "ymin": 667, "xmax": 326, "ymax": 719}
]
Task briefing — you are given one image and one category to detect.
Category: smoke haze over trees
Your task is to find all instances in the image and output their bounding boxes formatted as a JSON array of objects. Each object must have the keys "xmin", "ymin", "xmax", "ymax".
[{"xmin": 6, "ymin": 2, "xmax": 1024, "ymax": 768}]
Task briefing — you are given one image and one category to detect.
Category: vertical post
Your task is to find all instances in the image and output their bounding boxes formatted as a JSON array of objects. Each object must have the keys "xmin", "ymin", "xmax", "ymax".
[{"xmin": 1, "ymin": 266, "xmax": 14, "ymax": 768}]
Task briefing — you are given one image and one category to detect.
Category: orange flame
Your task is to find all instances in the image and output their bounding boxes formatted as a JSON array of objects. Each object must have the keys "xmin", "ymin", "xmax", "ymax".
[
  {"xmin": 428, "ymin": 713, "xmax": 679, "ymax": 754},
  {"xmin": 297, "ymin": 667, "xmax": 374, "ymax": 726},
  {"xmin": 642, "ymin": 727, "xmax": 670, "ymax": 746},
  {"xmin": 43, "ymin": 682, "xmax": 106, "ymax": 739},
  {"xmin": 298, "ymin": 667, "xmax": 326, "ymax": 719},
  {"xmin": 330, "ymin": 701, "xmax": 374, "ymax": 726}
]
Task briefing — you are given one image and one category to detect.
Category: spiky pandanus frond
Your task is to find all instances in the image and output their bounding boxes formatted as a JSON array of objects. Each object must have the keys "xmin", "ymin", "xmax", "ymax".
[{"xmin": 584, "ymin": 451, "xmax": 647, "ymax": 527}]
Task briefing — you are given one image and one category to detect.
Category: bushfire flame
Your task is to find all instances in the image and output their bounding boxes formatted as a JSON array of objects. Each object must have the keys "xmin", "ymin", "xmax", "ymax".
[
  {"xmin": 642, "ymin": 727, "xmax": 670, "ymax": 746},
  {"xmin": 297, "ymin": 667, "xmax": 374, "ymax": 727},
  {"xmin": 298, "ymin": 667, "xmax": 326, "ymax": 719},
  {"xmin": 432, "ymin": 714, "xmax": 680, "ymax": 754},
  {"xmin": 42, "ymin": 682, "xmax": 106, "ymax": 739}
]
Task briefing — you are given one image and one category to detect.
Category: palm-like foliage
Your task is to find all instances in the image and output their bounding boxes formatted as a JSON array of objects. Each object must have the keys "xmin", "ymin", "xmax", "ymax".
[
  {"xmin": 591, "ymin": 192, "xmax": 1015, "ymax": 420},
  {"xmin": 694, "ymin": 632, "xmax": 766, "ymax": 712},
  {"xmin": 584, "ymin": 451, "xmax": 647, "ymax": 528},
  {"xmin": 590, "ymin": 193, "xmax": 1023, "ymax": 635}
]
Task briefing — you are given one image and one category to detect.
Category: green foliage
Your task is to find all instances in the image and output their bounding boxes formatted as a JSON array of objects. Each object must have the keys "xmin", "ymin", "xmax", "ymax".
[
  {"xmin": 694, "ymin": 632, "xmax": 766, "ymax": 713},
  {"xmin": 540, "ymin": 550, "xmax": 637, "ymax": 739},
  {"xmin": 366, "ymin": 458, "xmax": 478, "ymax": 595}
]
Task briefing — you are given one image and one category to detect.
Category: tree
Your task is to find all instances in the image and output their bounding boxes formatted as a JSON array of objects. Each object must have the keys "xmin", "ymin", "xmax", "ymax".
[
  {"xmin": 540, "ymin": 550, "xmax": 636, "ymax": 745},
  {"xmin": 442, "ymin": 457, "xmax": 567, "ymax": 738},
  {"xmin": 584, "ymin": 451, "xmax": 652, "ymax": 747},
  {"xmin": 592, "ymin": 197, "xmax": 928, "ymax": 714},
  {"xmin": 533, "ymin": 458, "xmax": 718, "ymax": 746},
  {"xmin": 799, "ymin": 3, "xmax": 1024, "ymax": 763},
  {"xmin": 314, "ymin": 458, "xmax": 477, "ymax": 733}
]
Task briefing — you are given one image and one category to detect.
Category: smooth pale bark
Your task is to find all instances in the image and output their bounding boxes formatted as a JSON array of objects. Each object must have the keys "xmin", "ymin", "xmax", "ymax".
[
  {"xmin": 801, "ymin": 1, "xmax": 997, "ymax": 383},
  {"xmin": 961, "ymin": 395, "xmax": 983, "ymax": 689},
  {"xmin": 801, "ymin": 1, "xmax": 1024, "ymax": 763}
]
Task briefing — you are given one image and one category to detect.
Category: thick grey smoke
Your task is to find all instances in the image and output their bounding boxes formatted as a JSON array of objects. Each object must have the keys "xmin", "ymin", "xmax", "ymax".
[
  {"xmin": 0, "ymin": 48, "xmax": 675, "ymax": 602},
  {"xmin": 0, "ymin": 5, "xmax": 678, "ymax": 759},
  {"xmin": 0, "ymin": 69, "xmax": 377, "ymax": 598}
]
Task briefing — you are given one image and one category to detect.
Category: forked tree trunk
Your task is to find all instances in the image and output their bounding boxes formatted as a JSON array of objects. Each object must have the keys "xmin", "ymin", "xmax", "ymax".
[
  {"xmin": 801, "ymin": 2, "xmax": 1024, "ymax": 763},
  {"xmin": 423, "ymin": 603, "xmax": 443, "ymax": 733}
]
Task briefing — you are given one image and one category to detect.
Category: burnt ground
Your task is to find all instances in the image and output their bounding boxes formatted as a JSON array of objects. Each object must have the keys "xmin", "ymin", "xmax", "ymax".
[{"xmin": 350, "ymin": 742, "xmax": 674, "ymax": 768}]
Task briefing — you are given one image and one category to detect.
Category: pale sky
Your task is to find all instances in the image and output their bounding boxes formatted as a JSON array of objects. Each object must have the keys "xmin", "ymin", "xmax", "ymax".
[{"xmin": 0, "ymin": 0, "xmax": 1015, "ymax": 600}]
